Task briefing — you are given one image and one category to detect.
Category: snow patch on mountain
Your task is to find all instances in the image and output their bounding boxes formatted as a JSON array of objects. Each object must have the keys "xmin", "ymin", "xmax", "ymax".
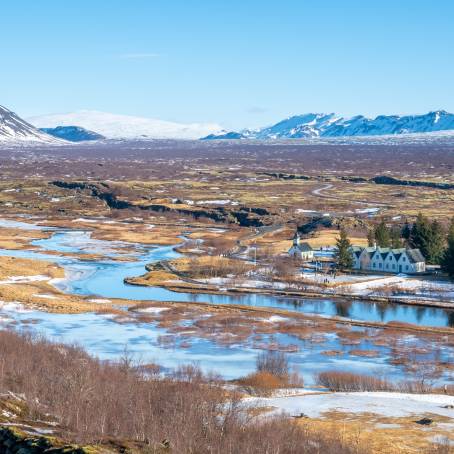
[
  {"xmin": 202, "ymin": 110, "xmax": 454, "ymax": 140},
  {"xmin": 29, "ymin": 111, "xmax": 223, "ymax": 140},
  {"xmin": 0, "ymin": 105, "xmax": 64, "ymax": 144}
]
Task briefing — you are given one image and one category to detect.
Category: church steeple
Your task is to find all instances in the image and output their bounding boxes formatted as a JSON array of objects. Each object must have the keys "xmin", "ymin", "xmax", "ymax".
[{"xmin": 293, "ymin": 230, "xmax": 300, "ymax": 246}]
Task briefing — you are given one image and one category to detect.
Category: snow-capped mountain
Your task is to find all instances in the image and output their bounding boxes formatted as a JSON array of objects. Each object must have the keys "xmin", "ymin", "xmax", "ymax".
[
  {"xmin": 29, "ymin": 111, "xmax": 223, "ymax": 140},
  {"xmin": 40, "ymin": 126, "xmax": 105, "ymax": 142},
  {"xmin": 202, "ymin": 110, "xmax": 454, "ymax": 140},
  {"xmin": 0, "ymin": 105, "xmax": 64, "ymax": 144}
]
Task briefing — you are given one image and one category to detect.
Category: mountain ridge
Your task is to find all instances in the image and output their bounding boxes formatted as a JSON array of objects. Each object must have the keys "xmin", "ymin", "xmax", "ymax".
[
  {"xmin": 202, "ymin": 110, "xmax": 454, "ymax": 140},
  {"xmin": 40, "ymin": 126, "xmax": 105, "ymax": 142},
  {"xmin": 0, "ymin": 105, "xmax": 64, "ymax": 144}
]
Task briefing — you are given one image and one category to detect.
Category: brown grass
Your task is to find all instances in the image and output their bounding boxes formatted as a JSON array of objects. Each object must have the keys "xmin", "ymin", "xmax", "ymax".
[
  {"xmin": 0, "ymin": 329, "xmax": 366, "ymax": 453},
  {"xmin": 316, "ymin": 371, "xmax": 392, "ymax": 392}
]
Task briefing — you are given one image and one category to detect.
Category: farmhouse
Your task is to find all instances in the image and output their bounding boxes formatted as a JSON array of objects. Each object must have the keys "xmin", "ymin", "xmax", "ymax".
[
  {"xmin": 288, "ymin": 232, "xmax": 314, "ymax": 261},
  {"xmin": 350, "ymin": 244, "xmax": 426, "ymax": 274}
]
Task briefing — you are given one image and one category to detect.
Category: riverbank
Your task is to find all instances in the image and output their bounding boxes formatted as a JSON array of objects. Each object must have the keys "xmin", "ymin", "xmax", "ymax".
[{"xmin": 125, "ymin": 261, "xmax": 454, "ymax": 311}]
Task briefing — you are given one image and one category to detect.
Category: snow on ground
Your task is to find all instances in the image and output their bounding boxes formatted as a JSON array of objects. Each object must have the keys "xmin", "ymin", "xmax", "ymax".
[
  {"xmin": 300, "ymin": 271, "xmax": 454, "ymax": 300},
  {"xmin": 355, "ymin": 207, "xmax": 380, "ymax": 215},
  {"xmin": 200, "ymin": 277, "xmax": 288, "ymax": 290},
  {"xmin": 345, "ymin": 276, "xmax": 409, "ymax": 293},
  {"xmin": 264, "ymin": 315, "xmax": 289, "ymax": 323},
  {"xmin": 247, "ymin": 391, "xmax": 454, "ymax": 419},
  {"xmin": 196, "ymin": 200, "xmax": 232, "ymax": 205},
  {"xmin": 343, "ymin": 275, "xmax": 454, "ymax": 299},
  {"xmin": 0, "ymin": 275, "xmax": 49, "ymax": 284},
  {"xmin": 0, "ymin": 219, "xmax": 44, "ymax": 230},
  {"xmin": 295, "ymin": 209, "xmax": 319, "ymax": 214},
  {"xmin": 71, "ymin": 218, "xmax": 98, "ymax": 223},
  {"xmin": 33, "ymin": 294, "xmax": 58, "ymax": 299},
  {"xmin": 135, "ymin": 306, "xmax": 170, "ymax": 314},
  {"xmin": 0, "ymin": 301, "xmax": 33, "ymax": 313}
]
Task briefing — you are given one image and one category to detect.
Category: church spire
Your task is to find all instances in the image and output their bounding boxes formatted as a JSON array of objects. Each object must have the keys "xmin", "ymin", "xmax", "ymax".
[{"xmin": 293, "ymin": 230, "xmax": 300, "ymax": 246}]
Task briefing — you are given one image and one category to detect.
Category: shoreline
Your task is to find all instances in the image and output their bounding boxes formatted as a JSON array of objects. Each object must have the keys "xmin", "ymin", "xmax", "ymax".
[
  {"xmin": 126, "ymin": 299, "xmax": 454, "ymax": 336},
  {"xmin": 125, "ymin": 274, "xmax": 454, "ymax": 311}
]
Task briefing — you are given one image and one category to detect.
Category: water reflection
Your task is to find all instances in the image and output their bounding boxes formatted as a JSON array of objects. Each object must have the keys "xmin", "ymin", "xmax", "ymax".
[
  {"xmin": 0, "ymin": 228, "xmax": 451, "ymax": 328},
  {"xmin": 448, "ymin": 311, "xmax": 454, "ymax": 328},
  {"xmin": 333, "ymin": 300, "xmax": 352, "ymax": 318}
]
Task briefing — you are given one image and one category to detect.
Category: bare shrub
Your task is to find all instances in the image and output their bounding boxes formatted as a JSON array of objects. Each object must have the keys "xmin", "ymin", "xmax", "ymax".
[
  {"xmin": 239, "ymin": 351, "xmax": 303, "ymax": 395},
  {"xmin": 237, "ymin": 371, "xmax": 285, "ymax": 395},
  {"xmin": 0, "ymin": 329, "xmax": 365, "ymax": 453},
  {"xmin": 256, "ymin": 350, "xmax": 289, "ymax": 377},
  {"xmin": 316, "ymin": 371, "xmax": 391, "ymax": 392}
]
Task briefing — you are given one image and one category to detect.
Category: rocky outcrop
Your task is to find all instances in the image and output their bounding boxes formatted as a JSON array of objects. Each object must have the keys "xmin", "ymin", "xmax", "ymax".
[
  {"xmin": 0, "ymin": 426, "xmax": 88, "ymax": 453},
  {"xmin": 260, "ymin": 172, "xmax": 312, "ymax": 181},
  {"xmin": 370, "ymin": 175, "xmax": 454, "ymax": 190},
  {"xmin": 50, "ymin": 181, "xmax": 268, "ymax": 227}
]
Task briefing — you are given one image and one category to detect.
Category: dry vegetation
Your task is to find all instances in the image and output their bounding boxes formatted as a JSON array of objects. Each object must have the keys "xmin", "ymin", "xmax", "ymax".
[
  {"xmin": 237, "ymin": 351, "xmax": 304, "ymax": 395},
  {"xmin": 0, "ymin": 139, "xmax": 453, "ymax": 228},
  {"xmin": 316, "ymin": 370, "xmax": 454, "ymax": 395},
  {"xmin": 0, "ymin": 329, "xmax": 372, "ymax": 454}
]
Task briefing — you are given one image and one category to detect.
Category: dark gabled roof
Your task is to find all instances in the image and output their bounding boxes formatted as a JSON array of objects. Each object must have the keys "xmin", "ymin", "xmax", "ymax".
[
  {"xmin": 350, "ymin": 246, "xmax": 425, "ymax": 264},
  {"xmin": 406, "ymin": 248, "xmax": 425, "ymax": 263},
  {"xmin": 297, "ymin": 242, "xmax": 313, "ymax": 252}
]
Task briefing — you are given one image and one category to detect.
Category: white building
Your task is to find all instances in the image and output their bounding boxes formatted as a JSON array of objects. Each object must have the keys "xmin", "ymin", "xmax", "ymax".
[
  {"xmin": 288, "ymin": 232, "xmax": 314, "ymax": 261},
  {"xmin": 350, "ymin": 244, "xmax": 426, "ymax": 274}
]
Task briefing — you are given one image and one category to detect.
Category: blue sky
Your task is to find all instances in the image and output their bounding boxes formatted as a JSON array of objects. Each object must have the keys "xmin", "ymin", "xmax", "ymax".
[{"xmin": 1, "ymin": 0, "xmax": 454, "ymax": 129}]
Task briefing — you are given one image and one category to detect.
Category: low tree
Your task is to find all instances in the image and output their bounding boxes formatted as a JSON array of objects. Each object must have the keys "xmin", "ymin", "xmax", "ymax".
[
  {"xmin": 442, "ymin": 217, "xmax": 454, "ymax": 279},
  {"xmin": 409, "ymin": 213, "xmax": 445, "ymax": 264},
  {"xmin": 374, "ymin": 220, "xmax": 390, "ymax": 247},
  {"xmin": 402, "ymin": 221, "xmax": 411, "ymax": 241},
  {"xmin": 366, "ymin": 229, "xmax": 375, "ymax": 247},
  {"xmin": 335, "ymin": 229, "xmax": 353, "ymax": 270},
  {"xmin": 427, "ymin": 220, "xmax": 446, "ymax": 264},
  {"xmin": 409, "ymin": 212, "xmax": 431, "ymax": 255},
  {"xmin": 390, "ymin": 226, "xmax": 402, "ymax": 249}
]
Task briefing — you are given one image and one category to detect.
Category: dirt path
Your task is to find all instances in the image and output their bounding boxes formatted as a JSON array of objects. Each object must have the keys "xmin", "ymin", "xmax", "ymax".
[{"xmin": 310, "ymin": 183, "xmax": 390, "ymax": 207}]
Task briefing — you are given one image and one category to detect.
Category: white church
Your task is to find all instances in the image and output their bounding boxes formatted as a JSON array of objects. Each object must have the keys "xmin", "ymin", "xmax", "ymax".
[{"xmin": 288, "ymin": 232, "xmax": 314, "ymax": 261}]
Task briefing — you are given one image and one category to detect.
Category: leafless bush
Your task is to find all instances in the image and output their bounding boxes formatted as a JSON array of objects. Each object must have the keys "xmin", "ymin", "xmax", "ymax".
[
  {"xmin": 316, "ymin": 371, "xmax": 391, "ymax": 392},
  {"xmin": 316, "ymin": 370, "xmax": 453, "ymax": 396},
  {"xmin": 0, "ymin": 329, "xmax": 363, "ymax": 453},
  {"xmin": 256, "ymin": 350, "xmax": 290, "ymax": 377},
  {"xmin": 239, "ymin": 351, "xmax": 304, "ymax": 395}
]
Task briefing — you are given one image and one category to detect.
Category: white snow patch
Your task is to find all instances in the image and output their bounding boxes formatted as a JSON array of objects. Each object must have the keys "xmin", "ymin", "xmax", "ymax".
[
  {"xmin": 0, "ymin": 275, "xmax": 49, "ymax": 284},
  {"xmin": 247, "ymin": 392, "xmax": 454, "ymax": 419}
]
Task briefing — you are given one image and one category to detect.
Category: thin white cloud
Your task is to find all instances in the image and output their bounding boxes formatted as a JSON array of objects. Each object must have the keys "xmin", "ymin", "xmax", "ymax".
[
  {"xmin": 118, "ymin": 53, "xmax": 161, "ymax": 59},
  {"xmin": 247, "ymin": 106, "xmax": 267, "ymax": 114}
]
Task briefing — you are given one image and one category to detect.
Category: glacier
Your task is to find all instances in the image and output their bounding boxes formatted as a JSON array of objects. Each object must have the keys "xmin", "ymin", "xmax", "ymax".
[{"xmin": 28, "ymin": 110, "xmax": 224, "ymax": 140}]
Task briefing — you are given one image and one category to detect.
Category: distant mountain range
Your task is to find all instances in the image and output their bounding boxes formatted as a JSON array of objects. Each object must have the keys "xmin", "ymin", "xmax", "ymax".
[
  {"xmin": 40, "ymin": 126, "xmax": 105, "ymax": 142},
  {"xmin": 0, "ymin": 105, "xmax": 62, "ymax": 144},
  {"xmin": 2, "ymin": 103, "xmax": 454, "ymax": 145},
  {"xmin": 28, "ymin": 111, "xmax": 223, "ymax": 140},
  {"xmin": 202, "ymin": 110, "xmax": 454, "ymax": 140}
]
